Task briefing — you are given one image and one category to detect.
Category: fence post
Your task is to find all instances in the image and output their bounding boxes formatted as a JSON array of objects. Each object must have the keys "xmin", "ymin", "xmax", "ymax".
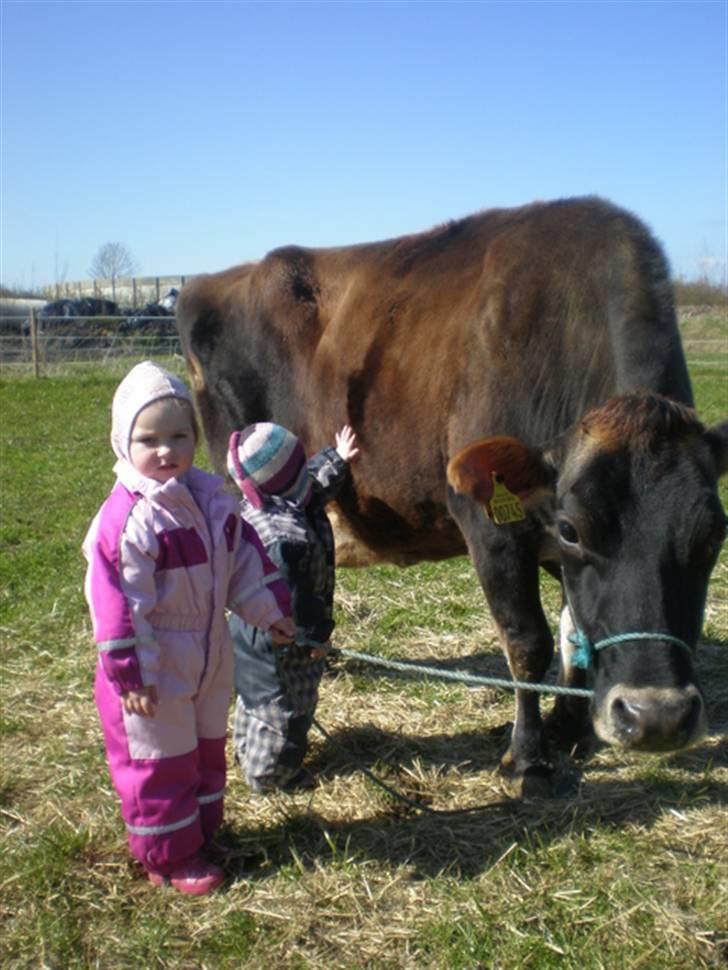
[{"xmin": 30, "ymin": 309, "xmax": 40, "ymax": 378}]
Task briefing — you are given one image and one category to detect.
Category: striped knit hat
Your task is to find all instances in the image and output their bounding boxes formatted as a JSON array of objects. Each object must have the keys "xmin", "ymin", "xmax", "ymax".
[
  {"xmin": 111, "ymin": 360, "xmax": 193, "ymax": 461},
  {"xmin": 227, "ymin": 423, "xmax": 312, "ymax": 508}
]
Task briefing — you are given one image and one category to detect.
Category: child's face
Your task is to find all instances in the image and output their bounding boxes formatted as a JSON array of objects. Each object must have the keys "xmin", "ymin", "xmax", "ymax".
[{"xmin": 129, "ymin": 398, "xmax": 196, "ymax": 483}]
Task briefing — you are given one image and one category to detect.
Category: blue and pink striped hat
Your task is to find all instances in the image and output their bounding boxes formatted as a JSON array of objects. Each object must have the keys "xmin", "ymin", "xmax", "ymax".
[{"xmin": 227, "ymin": 423, "xmax": 312, "ymax": 508}]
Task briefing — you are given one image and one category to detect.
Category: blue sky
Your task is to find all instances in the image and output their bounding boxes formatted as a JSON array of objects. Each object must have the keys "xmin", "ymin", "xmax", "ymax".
[{"xmin": 1, "ymin": 0, "xmax": 726, "ymax": 290}]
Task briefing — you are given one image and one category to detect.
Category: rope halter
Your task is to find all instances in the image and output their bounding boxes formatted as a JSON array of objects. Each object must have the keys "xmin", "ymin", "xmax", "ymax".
[{"xmin": 568, "ymin": 629, "xmax": 693, "ymax": 670}]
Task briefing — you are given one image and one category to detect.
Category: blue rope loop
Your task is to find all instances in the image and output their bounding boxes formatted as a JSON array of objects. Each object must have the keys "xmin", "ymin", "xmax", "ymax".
[{"xmin": 569, "ymin": 630, "xmax": 692, "ymax": 670}]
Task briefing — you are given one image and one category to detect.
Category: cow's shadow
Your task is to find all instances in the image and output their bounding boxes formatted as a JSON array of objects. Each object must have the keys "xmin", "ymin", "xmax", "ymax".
[
  {"xmin": 220, "ymin": 638, "xmax": 727, "ymax": 882},
  {"xmin": 221, "ymin": 722, "xmax": 728, "ymax": 883},
  {"xmin": 307, "ymin": 721, "xmax": 505, "ymax": 778}
]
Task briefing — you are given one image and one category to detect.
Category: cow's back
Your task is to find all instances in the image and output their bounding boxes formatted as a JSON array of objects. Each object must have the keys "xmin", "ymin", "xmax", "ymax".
[{"xmin": 176, "ymin": 196, "xmax": 690, "ymax": 563}]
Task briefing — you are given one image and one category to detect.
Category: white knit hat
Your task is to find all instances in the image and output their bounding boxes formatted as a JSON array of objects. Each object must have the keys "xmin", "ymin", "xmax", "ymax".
[{"xmin": 110, "ymin": 360, "xmax": 193, "ymax": 460}]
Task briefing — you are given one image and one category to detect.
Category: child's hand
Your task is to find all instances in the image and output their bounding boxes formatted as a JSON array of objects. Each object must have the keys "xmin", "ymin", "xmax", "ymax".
[
  {"xmin": 122, "ymin": 685, "xmax": 158, "ymax": 717},
  {"xmin": 309, "ymin": 640, "xmax": 331, "ymax": 661},
  {"xmin": 335, "ymin": 425, "xmax": 359, "ymax": 463},
  {"xmin": 270, "ymin": 616, "xmax": 296, "ymax": 644}
]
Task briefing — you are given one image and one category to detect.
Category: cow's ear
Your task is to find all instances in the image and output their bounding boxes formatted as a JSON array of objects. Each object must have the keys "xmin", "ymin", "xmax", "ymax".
[
  {"xmin": 704, "ymin": 420, "xmax": 728, "ymax": 478},
  {"xmin": 447, "ymin": 435, "xmax": 555, "ymax": 506}
]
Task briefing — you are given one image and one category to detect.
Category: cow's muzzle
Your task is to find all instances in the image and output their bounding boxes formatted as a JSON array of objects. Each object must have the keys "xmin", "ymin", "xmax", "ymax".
[{"xmin": 594, "ymin": 684, "xmax": 707, "ymax": 751}]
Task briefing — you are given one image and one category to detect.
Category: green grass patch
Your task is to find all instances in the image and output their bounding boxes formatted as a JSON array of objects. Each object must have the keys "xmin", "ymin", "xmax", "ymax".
[{"xmin": 0, "ymin": 330, "xmax": 726, "ymax": 969}]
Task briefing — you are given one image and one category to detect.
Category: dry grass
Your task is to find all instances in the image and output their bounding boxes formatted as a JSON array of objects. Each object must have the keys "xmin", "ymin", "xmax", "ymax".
[
  {"xmin": 2, "ymin": 569, "xmax": 726, "ymax": 969},
  {"xmin": 1, "ymin": 336, "xmax": 727, "ymax": 969}
]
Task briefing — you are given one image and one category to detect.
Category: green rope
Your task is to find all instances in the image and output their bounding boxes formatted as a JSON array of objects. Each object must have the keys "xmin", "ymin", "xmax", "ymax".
[
  {"xmin": 334, "ymin": 647, "xmax": 593, "ymax": 698},
  {"xmin": 569, "ymin": 629, "xmax": 692, "ymax": 670}
]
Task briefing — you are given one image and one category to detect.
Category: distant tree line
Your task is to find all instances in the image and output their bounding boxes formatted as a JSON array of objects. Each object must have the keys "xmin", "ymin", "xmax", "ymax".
[{"xmin": 671, "ymin": 277, "xmax": 727, "ymax": 307}]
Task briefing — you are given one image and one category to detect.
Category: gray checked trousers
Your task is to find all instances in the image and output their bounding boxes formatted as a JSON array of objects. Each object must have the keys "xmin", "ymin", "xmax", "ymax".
[{"xmin": 232, "ymin": 644, "xmax": 325, "ymax": 791}]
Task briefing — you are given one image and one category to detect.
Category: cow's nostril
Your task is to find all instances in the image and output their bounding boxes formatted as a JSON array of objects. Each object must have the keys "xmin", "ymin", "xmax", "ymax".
[{"xmin": 611, "ymin": 696, "xmax": 643, "ymax": 740}]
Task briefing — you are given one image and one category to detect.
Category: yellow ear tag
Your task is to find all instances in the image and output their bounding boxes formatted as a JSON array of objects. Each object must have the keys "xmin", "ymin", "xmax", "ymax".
[{"xmin": 486, "ymin": 473, "xmax": 525, "ymax": 525}]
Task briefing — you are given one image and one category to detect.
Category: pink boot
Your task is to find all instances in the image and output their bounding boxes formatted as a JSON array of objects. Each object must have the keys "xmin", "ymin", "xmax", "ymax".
[{"xmin": 147, "ymin": 856, "xmax": 225, "ymax": 896}]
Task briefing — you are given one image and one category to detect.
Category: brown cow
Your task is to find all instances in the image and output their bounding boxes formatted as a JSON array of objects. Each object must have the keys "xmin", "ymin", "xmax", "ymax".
[{"xmin": 176, "ymin": 196, "xmax": 728, "ymax": 796}]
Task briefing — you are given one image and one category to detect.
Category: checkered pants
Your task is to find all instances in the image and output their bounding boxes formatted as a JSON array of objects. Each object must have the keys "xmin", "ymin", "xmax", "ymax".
[{"xmin": 232, "ymin": 645, "xmax": 325, "ymax": 791}]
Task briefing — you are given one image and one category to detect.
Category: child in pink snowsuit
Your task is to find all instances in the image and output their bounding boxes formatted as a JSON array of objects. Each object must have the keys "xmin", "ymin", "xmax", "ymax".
[{"xmin": 83, "ymin": 360, "xmax": 295, "ymax": 895}]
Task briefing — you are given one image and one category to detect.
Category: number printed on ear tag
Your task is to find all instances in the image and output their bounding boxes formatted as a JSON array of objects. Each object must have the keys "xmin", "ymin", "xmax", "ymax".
[{"xmin": 486, "ymin": 473, "xmax": 525, "ymax": 525}]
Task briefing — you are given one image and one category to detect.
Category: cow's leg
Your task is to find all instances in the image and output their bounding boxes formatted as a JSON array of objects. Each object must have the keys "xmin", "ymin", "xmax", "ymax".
[
  {"xmin": 544, "ymin": 605, "xmax": 595, "ymax": 755},
  {"xmin": 449, "ymin": 497, "xmax": 554, "ymax": 797}
]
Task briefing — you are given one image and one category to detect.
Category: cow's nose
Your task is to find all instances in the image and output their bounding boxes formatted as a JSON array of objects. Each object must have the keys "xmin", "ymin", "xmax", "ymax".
[{"xmin": 609, "ymin": 689, "xmax": 704, "ymax": 751}]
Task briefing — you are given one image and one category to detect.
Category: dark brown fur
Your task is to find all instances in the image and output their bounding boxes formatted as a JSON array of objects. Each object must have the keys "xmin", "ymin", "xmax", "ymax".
[
  {"xmin": 176, "ymin": 197, "xmax": 726, "ymax": 794},
  {"xmin": 178, "ymin": 196, "xmax": 691, "ymax": 565}
]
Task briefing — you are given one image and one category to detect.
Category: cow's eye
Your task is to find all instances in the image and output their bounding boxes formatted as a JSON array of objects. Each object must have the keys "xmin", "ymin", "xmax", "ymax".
[{"xmin": 557, "ymin": 519, "xmax": 579, "ymax": 546}]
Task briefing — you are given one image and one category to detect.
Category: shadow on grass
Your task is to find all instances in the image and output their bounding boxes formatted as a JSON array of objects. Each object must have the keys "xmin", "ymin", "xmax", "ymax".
[
  {"xmin": 220, "ymin": 719, "xmax": 728, "ymax": 882},
  {"xmin": 308, "ymin": 721, "xmax": 506, "ymax": 778},
  {"xmin": 217, "ymin": 636, "xmax": 728, "ymax": 882},
  {"xmin": 220, "ymin": 772, "xmax": 728, "ymax": 883}
]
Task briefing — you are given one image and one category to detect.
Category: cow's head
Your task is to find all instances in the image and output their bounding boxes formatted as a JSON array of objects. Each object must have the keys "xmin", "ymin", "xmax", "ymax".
[{"xmin": 448, "ymin": 393, "xmax": 728, "ymax": 752}]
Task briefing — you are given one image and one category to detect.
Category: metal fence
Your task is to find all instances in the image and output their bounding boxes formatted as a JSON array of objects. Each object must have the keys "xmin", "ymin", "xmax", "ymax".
[
  {"xmin": 0, "ymin": 332, "xmax": 181, "ymax": 365},
  {"xmin": 0, "ymin": 314, "xmax": 725, "ymax": 376},
  {"xmin": 0, "ymin": 314, "xmax": 181, "ymax": 375}
]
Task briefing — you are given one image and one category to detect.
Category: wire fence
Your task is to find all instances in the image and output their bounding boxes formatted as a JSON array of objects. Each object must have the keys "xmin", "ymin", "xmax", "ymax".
[
  {"xmin": 0, "ymin": 332, "xmax": 181, "ymax": 365},
  {"xmin": 0, "ymin": 315, "xmax": 181, "ymax": 375},
  {"xmin": 0, "ymin": 315, "xmax": 725, "ymax": 377}
]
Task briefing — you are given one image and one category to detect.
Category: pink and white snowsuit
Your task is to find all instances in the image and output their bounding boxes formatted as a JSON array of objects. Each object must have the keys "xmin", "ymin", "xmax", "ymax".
[{"xmin": 83, "ymin": 458, "xmax": 291, "ymax": 874}]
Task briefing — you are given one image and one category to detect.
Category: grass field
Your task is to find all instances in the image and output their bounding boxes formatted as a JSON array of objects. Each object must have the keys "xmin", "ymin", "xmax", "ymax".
[{"xmin": 1, "ymin": 314, "xmax": 726, "ymax": 969}]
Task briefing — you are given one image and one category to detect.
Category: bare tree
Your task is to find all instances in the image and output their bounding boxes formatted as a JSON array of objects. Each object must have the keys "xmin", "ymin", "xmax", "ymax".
[{"xmin": 89, "ymin": 242, "xmax": 138, "ymax": 301}]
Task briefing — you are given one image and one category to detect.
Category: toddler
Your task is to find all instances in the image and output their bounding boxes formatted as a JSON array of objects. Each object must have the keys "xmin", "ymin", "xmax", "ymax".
[
  {"xmin": 83, "ymin": 361, "xmax": 295, "ymax": 895},
  {"xmin": 227, "ymin": 422, "xmax": 358, "ymax": 792}
]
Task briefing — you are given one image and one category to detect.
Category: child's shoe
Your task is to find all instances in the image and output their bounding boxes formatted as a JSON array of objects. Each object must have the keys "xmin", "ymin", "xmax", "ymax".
[
  {"xmin": 147, "ymin": 856, "xmax": 225, "ymax": 895},
  {"xmin": 282, "ymin": 768, "xmax": 317, "ymax": 791},
  {"xmin": 249, "ymin": 767, "xmax": 317, "ymax": 794}
]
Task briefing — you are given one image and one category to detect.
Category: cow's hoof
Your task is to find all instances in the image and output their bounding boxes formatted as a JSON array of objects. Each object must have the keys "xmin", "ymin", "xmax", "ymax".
[
  {"xmin": 499, "ymin": 759, "xmax": 553, "ymax": 799},
  {"xmin": 513, "ymin": 766, "xmax": 553, "ymax": 800}
]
